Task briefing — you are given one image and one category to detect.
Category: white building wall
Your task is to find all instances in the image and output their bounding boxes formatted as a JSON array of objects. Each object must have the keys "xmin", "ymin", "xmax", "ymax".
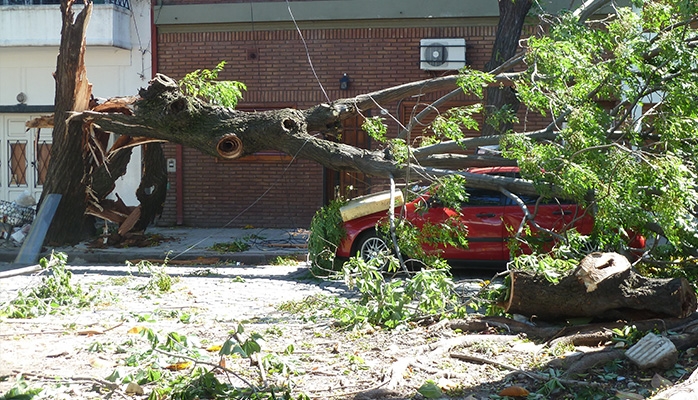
[{"xmin": 0, "ymin": 0, "xmax": 152, "ymax": 206}]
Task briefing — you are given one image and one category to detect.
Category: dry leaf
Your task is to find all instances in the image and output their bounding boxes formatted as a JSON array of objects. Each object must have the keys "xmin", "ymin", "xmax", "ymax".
[
  {"xmin": 78, "ymin": 328, "xmax": 104, "ymax": 336},
  {"xmin": 165, "ymin": 361, "xmax": 193, "ymax": 371},
  {"xmin": 651, "ymin": 373, "xmax": 671, "ymax": 389},
  {"xmin": 206, "ymin": 344, "xmax": 222, "ymax": 352},
  {"xmin": 125, "ymin": 382, "xmax": 144, "ymax": 395},
  {"xmin": 615, "ymin": 391, "xmax": 644, "ymax": 400},
  {"xmin": 499, "ymin": 386, "xmax": 530, "ymax": 397},
  {"xmin": 128, "ymin": 326, "xmax": 145, "ymax": 334},
  {"xmin": 89, "ymin": 357, "xmax": 108, "ymax": 368}
]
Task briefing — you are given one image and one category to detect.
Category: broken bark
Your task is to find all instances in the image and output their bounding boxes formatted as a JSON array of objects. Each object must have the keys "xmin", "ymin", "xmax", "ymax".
[
  {"xmin": 505, "ymin": 253, "xmax": 697, "ymax": 320},
  {"xmin": 40, "ymin": 0, "xmax": 95, "ymax": 245}
]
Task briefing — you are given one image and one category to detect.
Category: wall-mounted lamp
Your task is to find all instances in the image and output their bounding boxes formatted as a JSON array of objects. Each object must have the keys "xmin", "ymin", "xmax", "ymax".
[
  {"xmin": 339, "ymin": 73, "xmax": 350, "ymax": 90},
  {"xmin": 16, "ymin": 92, "xmax": 27, "ymax": 105}
]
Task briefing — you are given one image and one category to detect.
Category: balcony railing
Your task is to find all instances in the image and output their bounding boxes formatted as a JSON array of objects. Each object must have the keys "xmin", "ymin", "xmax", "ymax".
[{"xmin": 0, "ymin": 0, "xmax": 130, "ymax": 9}]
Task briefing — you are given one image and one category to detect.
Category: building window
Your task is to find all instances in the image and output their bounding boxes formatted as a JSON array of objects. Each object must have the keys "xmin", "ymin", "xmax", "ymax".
[{"xmin": 8, "ymin": 140, "xmax": 28, "ymax": 187}]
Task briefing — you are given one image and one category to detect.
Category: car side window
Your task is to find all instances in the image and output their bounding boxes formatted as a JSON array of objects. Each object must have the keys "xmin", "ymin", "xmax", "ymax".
[
  {"xmin": 465, "ymin": 188, "xmax": 504, "ymax": 206},
  {"xmin": 511, "ymin": 194, "xmax": 574, "ymax": 205}
]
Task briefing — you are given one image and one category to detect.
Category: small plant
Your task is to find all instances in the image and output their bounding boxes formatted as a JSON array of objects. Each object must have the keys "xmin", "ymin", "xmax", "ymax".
[
  {"xmin": 308, "ymin": 199, "xmax": 347, "ymax": 276},
  {"xmin": 1, "ymin": 252, "xmax": 100, "ymax": 318},
  {"xmin": 210, "ymin": 240, "xmax": 250, "ymax": 253},
  {"xmin": 332, "ymin": 256, "xmax": 464, "ymax": 329},
  {"xmin": 130, "ymin": 259, "xmax": 174, "ymax": 294},
  {"xmin": 188, "ymin": 268, "xmax": 218, "ymax": 277},
  {"xmin": 270, "ymin": 256, "xmax": 300, "ymax": 266},
  {"xmin": 611, "ymin": 325, "xmax": 642, "ymax": 347}
]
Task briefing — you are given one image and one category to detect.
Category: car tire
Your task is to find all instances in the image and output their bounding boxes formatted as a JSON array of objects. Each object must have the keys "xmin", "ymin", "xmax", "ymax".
[{"xmin": 356, "ymin": 230, "xmax": 392, "ymax": 267}]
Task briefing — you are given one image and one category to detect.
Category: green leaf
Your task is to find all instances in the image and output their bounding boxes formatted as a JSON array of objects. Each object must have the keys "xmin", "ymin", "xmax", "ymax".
[{"xmin": 417, "ymin": 380, "xmax": 443, "ymax": 399}]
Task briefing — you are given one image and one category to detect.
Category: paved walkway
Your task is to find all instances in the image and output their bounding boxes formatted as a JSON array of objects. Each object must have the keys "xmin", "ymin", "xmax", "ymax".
[{"xmin": 0, "ymin": 227, "xmax": 309, "ymax": 267}]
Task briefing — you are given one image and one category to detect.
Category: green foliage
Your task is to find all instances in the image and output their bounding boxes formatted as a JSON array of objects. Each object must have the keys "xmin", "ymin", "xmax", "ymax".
[
  {"xmin": 270, "ymin": 256, "xmax": 300, "ymax": 266},
  {"xmin": 431, "ymin": 175, "xmax": 469, "ymax": 211},
  {"xmin": 130, "ymin": 259, "xmax": 175, "ymax": 294},
  {"xmin": 361, "ymin": 116, "xmax": 388, "ymax": 143},
  {"xmin": 332, "ymin": 256, "xmax": 464, "ymax": 329},
  {"xmin": 0, "ymin": 376, "xmax": 42, "ymax": 400},
  {"xmin": 388, "ymin": 138, "xmax": 409, "ymax": 164},
  {"xmin": 429, "ymin": 104, "xmax": 483, "ymax": 143},
  {"xmin": 417, "ymin": 380, "xmax": 443, "ymax": 399},
  {"xmin": 209, "ymin": 240, "xmax": 251, "ymax": 253},
  {"xmin": 456, "ymin": 67, "xmax": 496, "ymax": 98},
  {"xmin": 106, "ymin": 323, "xmax": 305, "ymax": 400},
  {"xmin": 179, "ymin": 61, "xmax": 246, "ymax": 107},
  {"xmin": 484, "ymin": 103, "xmax": 519, "ymax": 134},
  {"xmin": 501, "ymin": 2, "xmax": 698, "ymax": 261},
  {"xmin": 508, "ymin": 253, "xmax": 579, "ymax": 284},
  {"xmin": 611, "ymin": 325, "xmax": 642, "ymax": 347},
  {"xmin": 308, "ymin": 199, "xmax": 347, "ymax": 276},
  {"xmin": 1, "ymin": 252, "xmax": 101, "ymax": 318}
]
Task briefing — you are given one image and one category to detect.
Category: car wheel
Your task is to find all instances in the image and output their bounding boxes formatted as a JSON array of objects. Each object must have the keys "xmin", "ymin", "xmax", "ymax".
[{"xmin": 356, "ymin": 231, "xmax": 392, "ymax": 267}]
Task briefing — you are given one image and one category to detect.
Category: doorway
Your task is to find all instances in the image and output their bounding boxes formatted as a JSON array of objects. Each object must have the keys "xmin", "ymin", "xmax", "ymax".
[{"xmin": 0, "ymin": 114, "xmax": 52, "ymax": 204}]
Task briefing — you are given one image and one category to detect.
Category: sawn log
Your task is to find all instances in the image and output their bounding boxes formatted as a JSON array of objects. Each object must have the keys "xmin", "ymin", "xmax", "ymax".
[{"xmin": 505, "ymin": 252, "xmax": 697, "ymax": 321}]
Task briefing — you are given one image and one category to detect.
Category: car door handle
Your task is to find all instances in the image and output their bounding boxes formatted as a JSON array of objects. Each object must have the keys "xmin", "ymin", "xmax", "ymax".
[
  {"xmin": 476, "ymin": 213, "xmax": 496, "ymax": 218},
  {"xmin": 553, "ymin": 210, "xmax": 572, "ymax": 215}
]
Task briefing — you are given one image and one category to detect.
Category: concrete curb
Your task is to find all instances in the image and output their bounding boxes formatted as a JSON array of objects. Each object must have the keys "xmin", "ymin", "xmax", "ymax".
[{"xmin": 0, "ymin": 227, "xmax": 309, "ymax": 267}]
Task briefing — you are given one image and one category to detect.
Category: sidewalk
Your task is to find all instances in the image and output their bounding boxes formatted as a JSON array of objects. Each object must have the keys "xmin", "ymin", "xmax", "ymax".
[{"xmin": 0, "ymin": 227, "xmax": 309, "ymax": 266}]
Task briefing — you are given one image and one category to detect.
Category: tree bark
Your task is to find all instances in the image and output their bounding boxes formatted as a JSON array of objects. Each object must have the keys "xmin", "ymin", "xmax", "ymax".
[
  {"xmin": 40, "ymin": 0, "xmax": 95, "ymax": 245},
  {"xmin": 505, "ymin": 253, "xmax": 697, "ymax": 320},
  {"xmin": 133, "ymin": 143, "xmax": 167, "ymax": 231},
  {"xmin": 481, "ymin": 0, "xmax": 531, "ymax": 136}
]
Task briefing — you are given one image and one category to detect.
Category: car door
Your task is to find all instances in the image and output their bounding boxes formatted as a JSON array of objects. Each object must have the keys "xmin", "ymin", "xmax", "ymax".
[{"xmin": 409, "ymin": 188, "xmax": 507, "ymax": 261}]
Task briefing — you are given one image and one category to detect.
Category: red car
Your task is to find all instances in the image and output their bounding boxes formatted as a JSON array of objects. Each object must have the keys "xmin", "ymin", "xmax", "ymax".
[{"xmin": 335, "ymin": 167, "xmax": 632, "ymax": 266}]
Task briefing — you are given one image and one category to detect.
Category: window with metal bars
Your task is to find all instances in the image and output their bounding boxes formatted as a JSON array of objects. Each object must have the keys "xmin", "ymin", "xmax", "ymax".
[{"xmin": 8, "ymin": 141, "xmax": 27, "ymax": 187}]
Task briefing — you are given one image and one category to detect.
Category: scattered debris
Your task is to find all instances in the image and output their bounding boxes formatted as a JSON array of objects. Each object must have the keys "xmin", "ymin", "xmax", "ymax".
[{"xmin": 626, "ymin": 333, "xmax": 679, "ymax": 370}]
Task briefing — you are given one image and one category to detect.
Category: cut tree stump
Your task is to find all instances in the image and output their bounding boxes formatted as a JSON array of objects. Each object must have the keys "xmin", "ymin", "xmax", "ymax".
[{"xmin": 505, "ymin": 252, "xmax": 697, "ymax": 321}]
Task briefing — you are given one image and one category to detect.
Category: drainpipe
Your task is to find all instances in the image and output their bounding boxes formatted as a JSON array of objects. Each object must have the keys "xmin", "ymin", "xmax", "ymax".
[
  {"xmin": 175, "ymin": 145, "xmax": 183, "ymax": 225},
  {"xmin": 151, "ymin": 0, "xmax": 184, "ymax": 225}
]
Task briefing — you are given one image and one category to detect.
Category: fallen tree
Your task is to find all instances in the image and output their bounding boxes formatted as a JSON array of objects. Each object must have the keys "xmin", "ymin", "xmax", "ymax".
[{"xmin": 37, "ymin": 0, "xmax": 698, "ymax": 273}]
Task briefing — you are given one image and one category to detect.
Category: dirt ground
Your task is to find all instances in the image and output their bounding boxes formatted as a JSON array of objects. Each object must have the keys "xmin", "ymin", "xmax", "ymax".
[{"xmin": 0, "ymin": 262, "xmax": 696, "ymax": 399}]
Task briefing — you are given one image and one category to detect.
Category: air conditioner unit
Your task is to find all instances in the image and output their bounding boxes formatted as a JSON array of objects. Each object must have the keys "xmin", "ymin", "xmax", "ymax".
[{"xmin": 420, "ymin": 38, "xmax": 466, "ymax": 71}]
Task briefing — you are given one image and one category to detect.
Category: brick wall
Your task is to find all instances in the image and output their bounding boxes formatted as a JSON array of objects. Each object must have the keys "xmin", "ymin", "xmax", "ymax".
[{"xmin": 156, "ymin": 23, "xmax": 545, "ymax": 228}]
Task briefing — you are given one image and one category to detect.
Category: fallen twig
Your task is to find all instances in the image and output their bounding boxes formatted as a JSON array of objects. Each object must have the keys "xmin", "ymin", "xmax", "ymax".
[
  {"xmin": 13, "ymin": 370, "xmax": 119, "ymax": 390},
  {"xmin": 307, "ymin": 381, "xmax": 393, "ymax": 398},
  {"xmin": 152, "ymin": 348, "xmax": 257, "ymax": 390},
  {"xmin": 450, "ymin": 352, "xmax": 601, "ymax": 387},
  {"xmin": 0, "ymin": 264, "xmax": 42, "ymax": 279}
]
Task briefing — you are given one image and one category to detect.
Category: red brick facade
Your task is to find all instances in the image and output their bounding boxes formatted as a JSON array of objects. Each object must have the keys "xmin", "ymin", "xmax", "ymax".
[{"xmin": 155, "ymin": 10, "xmax": 539, "ymax": 228}]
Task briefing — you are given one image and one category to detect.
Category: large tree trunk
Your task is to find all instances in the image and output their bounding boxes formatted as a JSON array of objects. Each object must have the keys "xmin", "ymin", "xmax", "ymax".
[
  {"xmin": 133, "ymin": 143, "xmax": 167, "ymax": 231},
  {"xmin": 481, "ymin": 0, "xmax": 531, "ymax": 136},
  {"xmin": 40, "ymin": 0, "xmax": 95, "ymax": 245},
  {"xmin": 505, "ymin": 253, "xmax": 697, "ymax": 320}
]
